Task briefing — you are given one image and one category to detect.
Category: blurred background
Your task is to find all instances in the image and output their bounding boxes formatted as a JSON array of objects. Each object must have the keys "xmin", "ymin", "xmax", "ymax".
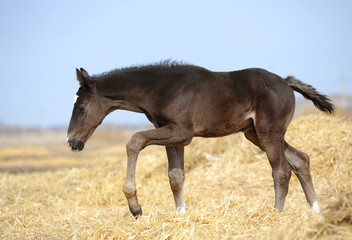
[{"xmin": 1, "ymin": 0, "xmax": 351, "ymax": 132}]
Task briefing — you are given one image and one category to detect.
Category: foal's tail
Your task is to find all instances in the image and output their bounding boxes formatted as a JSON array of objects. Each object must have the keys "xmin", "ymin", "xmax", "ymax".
[{"xmin": 285, "ymin": 76, "xmax": 334, "ymax": 113}]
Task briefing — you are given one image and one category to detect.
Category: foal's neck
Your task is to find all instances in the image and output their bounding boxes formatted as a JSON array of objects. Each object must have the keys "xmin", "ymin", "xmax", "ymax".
[{"xmin": 95, "ymin": 71, "xmax": 153, "ymax": 114}]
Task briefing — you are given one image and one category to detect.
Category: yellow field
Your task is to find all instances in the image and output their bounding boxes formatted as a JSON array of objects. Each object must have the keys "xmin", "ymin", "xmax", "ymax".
[{"xmin": 0, "ymin": 112, "xmax": 351, "ymax": 239}]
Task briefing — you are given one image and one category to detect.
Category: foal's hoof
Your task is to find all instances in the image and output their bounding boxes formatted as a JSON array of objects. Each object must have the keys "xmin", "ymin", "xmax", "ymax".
[
  {"xmin": 130, "ymin": 207, "xmax": 143, "ymax": 219},
  {"xmin": 309, "ymin": 201, "xmax": 320, "ymax": 213}
]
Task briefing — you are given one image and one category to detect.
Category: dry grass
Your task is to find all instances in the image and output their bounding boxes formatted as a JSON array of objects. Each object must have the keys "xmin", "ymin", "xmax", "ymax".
[{"xmin": 0, "ymin": 112, "xmax": 351, "ymax": 239}]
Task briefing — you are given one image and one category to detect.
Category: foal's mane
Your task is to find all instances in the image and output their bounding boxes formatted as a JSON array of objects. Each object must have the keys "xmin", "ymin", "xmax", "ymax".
[{"xmin": 91, "ymin": 60, "xmax": 201, "ymax": 80}]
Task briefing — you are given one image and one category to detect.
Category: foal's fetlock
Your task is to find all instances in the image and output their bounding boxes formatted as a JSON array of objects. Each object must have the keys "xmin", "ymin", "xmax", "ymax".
[
  {"xmin": 123, "ymin": 182, "xmax": 136, "ymax": 197},
  {"xmin": 123, "ymin": 184, "xmax": 143, "ymax": 218}
]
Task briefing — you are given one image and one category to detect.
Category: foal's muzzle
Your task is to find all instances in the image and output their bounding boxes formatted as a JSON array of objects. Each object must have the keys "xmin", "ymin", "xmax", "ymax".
[{"xmin": 67, "ymin": 137, "xmax": 85, "ymax": 152}]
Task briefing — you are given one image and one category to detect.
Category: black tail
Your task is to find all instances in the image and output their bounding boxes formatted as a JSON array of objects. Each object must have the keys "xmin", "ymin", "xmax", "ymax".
[{"xmin": 285, "ymin": 76, "xmax": 334, "ymax": 113}]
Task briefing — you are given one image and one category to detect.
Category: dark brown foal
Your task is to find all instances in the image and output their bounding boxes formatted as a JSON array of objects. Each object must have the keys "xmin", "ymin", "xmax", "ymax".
[{"xmin": 67, "ymin": 62, "xmax": 333, "ymax": 217}]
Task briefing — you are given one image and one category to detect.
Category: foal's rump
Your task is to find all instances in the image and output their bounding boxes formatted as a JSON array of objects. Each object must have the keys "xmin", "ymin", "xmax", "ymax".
[
  {"xmin": 228, "ymin": 68, "xmax": 334, "ymax": 118},
  {"xmin": 192, "ymin": 68, "xmax": 296, "ymax": 137}
]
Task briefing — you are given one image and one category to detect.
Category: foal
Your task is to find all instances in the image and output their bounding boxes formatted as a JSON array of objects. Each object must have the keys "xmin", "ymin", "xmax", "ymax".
[{"xmin": 67, "ymin": 61, "xmax": 334, "ymax": 217}]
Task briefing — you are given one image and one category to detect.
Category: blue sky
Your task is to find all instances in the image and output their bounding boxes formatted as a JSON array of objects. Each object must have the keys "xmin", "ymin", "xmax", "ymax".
[{"xmin": 1, "ymin": 1, "xmax": 351, "ymax": 128}]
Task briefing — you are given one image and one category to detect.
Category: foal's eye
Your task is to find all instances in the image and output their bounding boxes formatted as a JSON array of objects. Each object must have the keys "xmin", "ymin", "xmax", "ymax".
[{"xmin": 78, "ymin": 106, "xmax": 85, "ymax": 112}]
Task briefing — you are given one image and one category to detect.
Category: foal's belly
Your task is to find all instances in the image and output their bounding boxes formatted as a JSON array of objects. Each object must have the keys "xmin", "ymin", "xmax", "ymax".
[{"xmin": 193, "ymin": 117, "xmax": 253, "ymax": 138}]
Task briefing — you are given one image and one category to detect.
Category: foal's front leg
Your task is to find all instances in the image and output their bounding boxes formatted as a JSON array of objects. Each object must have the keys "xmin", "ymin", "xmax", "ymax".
[
  {"xmin": 166, "ymin": 146, "xmax": 186, "ymax": 213},
  {"xmin": 123, "ymin": 125, "xmax": 192, "ymax": 218},
  {"xmin": 123, "ymin": 147, "xmax": 142, "ymax": 217}
]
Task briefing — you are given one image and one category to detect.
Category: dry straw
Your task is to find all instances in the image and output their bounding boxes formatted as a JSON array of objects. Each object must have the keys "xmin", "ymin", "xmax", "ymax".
[{"xmin": 0, "ymin": 112, "xmax": 351, "ymax": 239}]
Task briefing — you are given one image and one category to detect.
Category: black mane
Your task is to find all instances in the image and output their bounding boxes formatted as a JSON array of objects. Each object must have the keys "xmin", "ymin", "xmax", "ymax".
[{"xmin": 91, "ymin": 60, "xmax": 203, "ymax": 80}]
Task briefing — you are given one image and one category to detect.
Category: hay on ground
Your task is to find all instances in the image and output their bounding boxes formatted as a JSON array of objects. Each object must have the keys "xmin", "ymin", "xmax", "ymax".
[{"xmin": 0, "ymin": 112, "xmax": 351, "ymax": 239}]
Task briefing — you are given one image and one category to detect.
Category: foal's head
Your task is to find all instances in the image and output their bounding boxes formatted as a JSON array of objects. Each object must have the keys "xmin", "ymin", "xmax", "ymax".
[{"xmin": 67, "ymin": 68, "xmax": 107, "ymax": 152}]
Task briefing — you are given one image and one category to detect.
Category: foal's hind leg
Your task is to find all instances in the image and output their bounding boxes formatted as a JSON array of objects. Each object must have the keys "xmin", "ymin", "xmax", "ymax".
[
  {"xmin": 253, "ymin": 128, "xmax": 291, "ymax": 212},
  {"xmin": 244, "ymin": 124, "xmax": 291, "ymax": 211},
  {"xmin": 166, "ymin": 146, "xmax": 186, "ymax": 213},
  {"xmin": 284, "ymin": 142, "xmax": 320, "ymax": 213},
  {"xmin": 264, "ymin": 143, "xmax": 292, "ymax": 212}
]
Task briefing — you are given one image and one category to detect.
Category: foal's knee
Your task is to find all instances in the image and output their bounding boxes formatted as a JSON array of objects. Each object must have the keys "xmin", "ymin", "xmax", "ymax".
[
  {"xmin": 126, "ymin": 132, "xmax": 145, "ymax": 156},
  {"xmin": 168, "ymin": 168, "xmax": 185, "ymax": 192}
]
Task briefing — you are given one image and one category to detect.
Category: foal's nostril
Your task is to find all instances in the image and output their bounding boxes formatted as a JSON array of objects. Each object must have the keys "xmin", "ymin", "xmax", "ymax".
[{"xmin": 76, "ymin": 140, "xmax": 85, "ymax": 151}]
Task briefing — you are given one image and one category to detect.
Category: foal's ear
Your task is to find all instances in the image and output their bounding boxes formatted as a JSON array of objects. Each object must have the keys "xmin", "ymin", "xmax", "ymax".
[
  {"xmin": 76, "ymin": 68, "xmax": 94, "ymax": 89},
  {"xmin": 80, "ymin": 68, "xmax": 89, "ymax": 79}
]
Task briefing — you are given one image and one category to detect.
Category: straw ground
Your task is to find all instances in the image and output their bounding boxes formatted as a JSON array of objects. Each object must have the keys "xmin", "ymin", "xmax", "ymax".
[{"xmin": 0, "ymin": 112, "xmax": 351, "ymax": 239}]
